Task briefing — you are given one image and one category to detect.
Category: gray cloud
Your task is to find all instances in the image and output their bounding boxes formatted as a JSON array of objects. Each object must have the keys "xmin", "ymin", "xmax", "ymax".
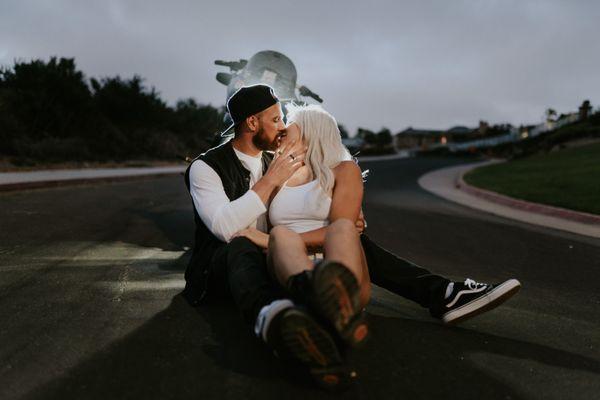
[{"xmin": 1, "ymin": 0, "xmax": 598, "ymax": 133}]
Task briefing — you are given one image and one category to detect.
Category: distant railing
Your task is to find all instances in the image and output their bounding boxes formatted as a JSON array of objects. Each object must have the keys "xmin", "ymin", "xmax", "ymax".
[
  {"xmin": 448, "ymin": 114, "xmax": 581, "ymax": 152},
  {"xmin": 448, "ymin": 131, "xmax": 520, "ymax": 151}
]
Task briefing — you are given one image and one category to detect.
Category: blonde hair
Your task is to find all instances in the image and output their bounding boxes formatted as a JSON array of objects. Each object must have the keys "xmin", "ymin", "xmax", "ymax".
[{"xmin": 285, "ymin": 103, "xmax": 352, "ymax": 195}]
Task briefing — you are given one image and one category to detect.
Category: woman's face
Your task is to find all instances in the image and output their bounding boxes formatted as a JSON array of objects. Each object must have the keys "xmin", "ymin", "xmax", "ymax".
[{"xmin": 279, "ymin": 122, "xmax": 302, "ymax": 148}]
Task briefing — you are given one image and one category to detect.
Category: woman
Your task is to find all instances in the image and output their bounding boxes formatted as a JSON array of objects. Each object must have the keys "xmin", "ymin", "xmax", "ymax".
[{"xmin": 233, "ymin": 104, "xmax": 370, "ymax": 348}]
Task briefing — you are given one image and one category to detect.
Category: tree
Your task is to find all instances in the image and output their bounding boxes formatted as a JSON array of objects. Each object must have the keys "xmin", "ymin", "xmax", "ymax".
[
  {"xmin": 579, "ymin": 100, "xmax": 592, "ymax": 120},
  {"xmin": 0, "ymin": 56, "xmax": 224, "ymax": 163},
  {"xmin": 0, "ymin": 57, "xmax": 96, "ymax": 139},
  {"xmin": 91, "ymin": 75, "xmax": 170, "ymax": 129},
  {"xmin": 338, "ymin": 124, "xmax": 349, "ymax": 139},
  {"xmin": 545, "ymin": 108, "xmax": 557, "ymax": 122},
  {"xmin": 376, "ymin": 128, "xmax": 392, "ymax": 147},
  {"xmin": 0, "ymin": 57, "xmax": 104, "ymax": 160},
  {"xmin": 356, "ymin": 128, "xmax": 377, "ymax": 145},
  {"xmin": 173, "ymin": 98, "xmax": 225, "ymax": 151}
]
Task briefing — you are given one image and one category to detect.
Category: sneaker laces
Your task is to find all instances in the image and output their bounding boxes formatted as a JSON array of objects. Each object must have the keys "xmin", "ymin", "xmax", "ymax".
[{"xmin": 464, "ymin": 278, "xmax": 486, "ymax": 290}]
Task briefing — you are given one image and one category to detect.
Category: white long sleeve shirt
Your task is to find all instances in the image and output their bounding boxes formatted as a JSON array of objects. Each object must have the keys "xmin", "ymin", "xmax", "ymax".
[{"xmin": 188, "ymin": 148, "xmax": 268, "ymax": 242}]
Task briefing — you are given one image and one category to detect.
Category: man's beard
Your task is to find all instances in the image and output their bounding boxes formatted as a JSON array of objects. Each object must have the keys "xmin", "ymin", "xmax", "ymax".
[{"xmin": 252, "ymin": 126, "xmax": 279, "ymax": 151}]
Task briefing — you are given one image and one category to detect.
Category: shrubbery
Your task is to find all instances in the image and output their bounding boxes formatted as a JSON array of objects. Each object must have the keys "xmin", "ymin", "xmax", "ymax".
[
  {"xmin": 0, "ymin": 57, "xmax": 225, "ymax": 165},
  {"xmin": 485, "ymin": 111, "xmax": 600, "ymax": 159}
]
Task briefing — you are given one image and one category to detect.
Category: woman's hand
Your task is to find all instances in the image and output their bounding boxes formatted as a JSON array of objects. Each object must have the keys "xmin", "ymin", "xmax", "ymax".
[{"xmin": 231, "ymin": 227, "xmax": 269, "ymax": 249}]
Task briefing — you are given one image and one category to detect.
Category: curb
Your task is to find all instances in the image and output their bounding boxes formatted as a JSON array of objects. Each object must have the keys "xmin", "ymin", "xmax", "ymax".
[
  {"xmin": 0, "ymin": 171, "xmax": 183, "ymax": 193},
  {"xmin": 458, "ymin": 164, "xmax": 600, "ymax": 226},
  {"xmin": 418, "ymin": 161, "xmax": 600, "ymax": 239},
  {"xmin": 356, "ymin": 151, "xmax": 410, "ymax": 162},
  {"xmin": 0, "ymin": 153, "xmax": 407, "ymax": 193}
]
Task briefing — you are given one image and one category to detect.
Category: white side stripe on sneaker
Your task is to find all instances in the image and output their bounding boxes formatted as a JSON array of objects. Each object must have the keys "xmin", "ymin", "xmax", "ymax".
[
  {"xmin": 442, "ymin": 279, "xmax": 521, "ymax": 324},
  {"xmin": 445, "ymin": 285, "xmax": 487, "ymax": 308}
]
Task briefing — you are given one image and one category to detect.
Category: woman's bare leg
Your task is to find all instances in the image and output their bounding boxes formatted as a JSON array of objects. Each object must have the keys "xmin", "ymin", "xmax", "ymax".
[
  {"xmin": 324, "ymin": 219, "xmax": 371, "ymax": 307},
  {"xmin": 267, "ymin": 225, "xmax": 312, "ymax": 287}
]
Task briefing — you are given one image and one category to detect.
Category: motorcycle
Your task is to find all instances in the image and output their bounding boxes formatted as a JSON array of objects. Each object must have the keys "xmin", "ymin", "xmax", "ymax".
[{"xmin": 213, "ymin": 50, "xmax": 323, "ymax": 142}]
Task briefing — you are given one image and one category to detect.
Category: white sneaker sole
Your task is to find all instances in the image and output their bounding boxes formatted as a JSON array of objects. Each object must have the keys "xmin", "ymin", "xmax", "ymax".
[{"xmin": 442, "ymin": 279, "xmax": 521, "ymax": 325}]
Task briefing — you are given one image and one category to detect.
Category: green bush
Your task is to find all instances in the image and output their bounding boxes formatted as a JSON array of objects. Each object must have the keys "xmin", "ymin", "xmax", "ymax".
[{"xmin": 0, "ymin": 57, "xmax": 225, "ymax": 165}]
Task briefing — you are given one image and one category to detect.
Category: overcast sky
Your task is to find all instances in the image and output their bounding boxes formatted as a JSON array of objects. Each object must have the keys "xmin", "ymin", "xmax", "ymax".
[{"xmin": 1, "ymin": 0, "xmax": 598, "ymax": 134}]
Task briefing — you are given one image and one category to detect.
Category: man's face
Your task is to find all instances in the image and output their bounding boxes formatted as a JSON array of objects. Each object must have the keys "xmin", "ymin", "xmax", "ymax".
[
  {"xmin": 279, "ymin": 122, "xmax": 301, "ymax": 147},
  {"xmin": 252, "ymin": 103, "xmax": 285, "ymax": 151}
]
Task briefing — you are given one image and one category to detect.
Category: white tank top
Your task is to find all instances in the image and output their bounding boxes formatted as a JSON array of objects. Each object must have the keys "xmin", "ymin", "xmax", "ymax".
[{"xmin": 269, "ymin": 180, "xmax": 332, "ymax": 233}]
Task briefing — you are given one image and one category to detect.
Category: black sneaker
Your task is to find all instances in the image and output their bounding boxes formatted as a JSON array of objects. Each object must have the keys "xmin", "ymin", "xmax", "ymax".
[
  {"xmin": 306, "ymin": 260, "xmax": 369, "ymax": 348},
  {"xmin": 434, "ymin": 278, "xmax": 521, "ymax": 325},
  {"xmin": 266, "ymin": 306, "xmax": 357, "ymax": 390}
]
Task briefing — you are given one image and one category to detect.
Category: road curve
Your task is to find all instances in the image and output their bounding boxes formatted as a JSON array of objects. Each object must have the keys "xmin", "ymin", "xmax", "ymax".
[{"xmin": 0, "ymin": 157, "xmax": 598, "ymax": 400}]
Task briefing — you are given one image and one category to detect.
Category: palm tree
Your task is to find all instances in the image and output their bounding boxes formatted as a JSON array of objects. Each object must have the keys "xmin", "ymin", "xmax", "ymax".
[
  {"xmin": 579, "ymin": 100, "xmax": 592, "ymax": 120},
  {"xmin": 545, "ymin": 108, "xmax": 557, "ymax": 122}
]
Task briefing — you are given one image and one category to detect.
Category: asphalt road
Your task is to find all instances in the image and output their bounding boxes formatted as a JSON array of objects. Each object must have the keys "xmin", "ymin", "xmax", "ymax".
[{"xmin": 1, "ymin": 157, "xmax": 599, "ymax": 400}]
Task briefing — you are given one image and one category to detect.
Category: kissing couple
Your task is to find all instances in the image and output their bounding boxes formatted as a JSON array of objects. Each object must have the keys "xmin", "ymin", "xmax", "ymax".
[{"xmin": 182, "ymin": 84, "xmax": 521, "ymax": 389}]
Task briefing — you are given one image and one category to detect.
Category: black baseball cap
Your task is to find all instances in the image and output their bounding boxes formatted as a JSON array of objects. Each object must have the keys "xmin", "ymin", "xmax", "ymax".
[{"xmin": 221, "ymin": 84, "xmax": 280, "ymax": 137}]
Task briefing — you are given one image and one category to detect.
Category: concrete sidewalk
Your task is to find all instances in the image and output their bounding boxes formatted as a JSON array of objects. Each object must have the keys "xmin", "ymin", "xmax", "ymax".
[
  {"xmin": 0, "ymin": 166, "xmax": 186, "ymax": 191},
  {"xmin": 418, "ymin": 160, "xmax": 600, "ymax": 239},
  {"xmin": 355, "ymin": 150, "xmax": 411, "ymax": 162},
  {"xmin": 0, "ymin": 153, "xmax": 407, "ymax": 192}
]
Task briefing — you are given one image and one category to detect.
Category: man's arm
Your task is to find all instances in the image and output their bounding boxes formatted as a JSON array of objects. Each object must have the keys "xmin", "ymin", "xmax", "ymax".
[
  {"xmin": 189, "ymin": 160, "xmax": 267, "ymax": 242},
  {"xmin": 189, "ymin": 140, "xmax": 308, "ymax": 242},
  {"xmin": 189, "ymin": 138, "xmax": 308, "ymax": 242},
  {"xmin": 299, "ymin": 213, "xmax": 365, "ymax": 251}
]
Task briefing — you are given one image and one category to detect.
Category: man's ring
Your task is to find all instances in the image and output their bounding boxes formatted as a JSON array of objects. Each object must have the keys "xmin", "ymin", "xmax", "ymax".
[
  {"xmin": 277, "ymin": 149, "xmax": 283, "ymax": 155},
  {"xmin": 289, "ymin": 154, "xmax": 296, "ymax": 161}
]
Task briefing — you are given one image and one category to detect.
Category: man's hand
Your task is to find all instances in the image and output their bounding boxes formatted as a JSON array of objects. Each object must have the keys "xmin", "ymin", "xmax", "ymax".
[
  {"xmin": 231, "ymin": 227, "xmax": 269, "ymax": 249},
  {"xmin": 355, "ymin": 209, "xmax": 367, "ymax": 234},
  {"xmin": 252, "ymin": 139, "xmax": 307, "ymax": 204},
  {"xmin": 264, "ymin": 139, "xmax": 306, "ymax": 185}
]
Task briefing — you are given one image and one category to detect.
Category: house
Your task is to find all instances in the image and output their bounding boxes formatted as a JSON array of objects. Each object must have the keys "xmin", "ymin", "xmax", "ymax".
[
  {"xmin": 395, "ymin": 126, "xmax": 474, "ymax": 150},
  {"xmin": 395, "ymin": 127, "xmax": 445, "ymax": 149}
]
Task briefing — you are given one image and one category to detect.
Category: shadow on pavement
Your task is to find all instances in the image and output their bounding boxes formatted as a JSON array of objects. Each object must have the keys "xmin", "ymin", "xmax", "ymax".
[
  {"xmin": 24, "ymin": 295, "xmax": 600, "ymax": 400},
  {"xmin": 130, "ymin": 208, "xmax": 193, "ymax": 252}
]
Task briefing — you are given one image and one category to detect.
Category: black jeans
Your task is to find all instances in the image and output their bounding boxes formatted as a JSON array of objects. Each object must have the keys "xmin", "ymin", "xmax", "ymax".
[
  {"xmin": 207, "ymin": 236, "xmax": 284, "ymax": 325},
  {"xmin": 202, "ymin": 234, "xmax": 450, "ymax": 325},
  {"xmin": 360, "ymin": 235, "xmax": 450, "ymax": 311}
]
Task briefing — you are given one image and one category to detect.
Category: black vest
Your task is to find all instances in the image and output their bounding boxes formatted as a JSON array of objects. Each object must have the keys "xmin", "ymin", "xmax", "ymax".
[{"xmin": 183, "ymin": 140, "xmax": 272, "ymax": 305}]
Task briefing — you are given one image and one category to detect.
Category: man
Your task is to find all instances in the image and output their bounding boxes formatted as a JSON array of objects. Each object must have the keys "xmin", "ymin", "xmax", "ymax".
[
  {"xmin": 183, "ymin": 84, "xmax": 520, "ymax": 387},
  {"xmin": 183, "ymin": 84, "xmax": 354, "ymax": 388}
]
